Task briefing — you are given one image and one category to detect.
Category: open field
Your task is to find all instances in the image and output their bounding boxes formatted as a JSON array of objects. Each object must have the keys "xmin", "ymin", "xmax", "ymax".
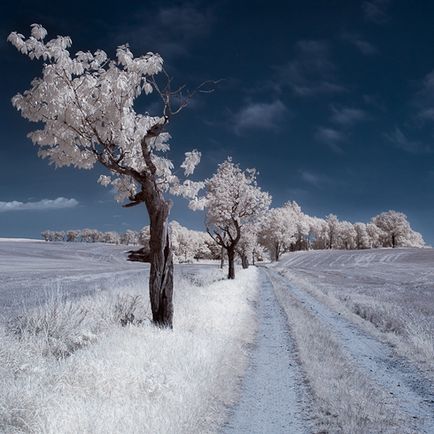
[
  {"xmin": 0, "ymin": 240, "xmax": 147, "ymax": 319},
  {"xmin": 1, "ymin": 241, "xmax": 433, "ymax": 433}
]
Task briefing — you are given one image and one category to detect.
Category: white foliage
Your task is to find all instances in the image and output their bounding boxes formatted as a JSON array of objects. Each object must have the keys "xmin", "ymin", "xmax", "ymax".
[
  {"xmin": 372, "ymin": 210, "xmax": 424, "ymax": 248},
  {"xmin": 8, "ymin": 25, "xmax": 201, "ymax": 205},
  {"xmin": 260, "ymin": 207, "xmax": 297, "ymax": 260},
  {"xmin": 202, "ymin": 158, "xmax": 271, "ymax": 234},
  {"xmin": 180, "ymin": 150, "xmax": 201, "ymax": 176},
  {"xmin": 97, "ymin": 175, "xmax": 112, "ymax": 187}
]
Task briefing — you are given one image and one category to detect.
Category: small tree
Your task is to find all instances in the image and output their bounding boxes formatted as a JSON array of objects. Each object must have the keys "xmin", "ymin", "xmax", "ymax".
[
  {"xmin": 307, "ymin": 216, "xmax": 328, "ymax": 249},
  {"xmin": 197, "ymin": 159, "xmax": 271, "ymax": 279},
  {"xmin": 66, "ymin": 230, "xmax": 80, "ymax": 242},
  {"xmin": 120, "ymin": 229, "xmax": 139, "ymax": 245},
  {"xmin": 259, "ymin": 207, "xmax": 296, "ymax": 261},
  {"xmin": 41, "ymin": 230, "xmax": 53, "ymax": 242},
  {"xmin": 325, "ymin": 214, "xmax": 339, "ymax": 249},
  {"xmin": 8, "ymin": 25, "xmax": 213, "ymax": 328},
  {"xmin": 372, "ymin": 210, "xmax": 424, "ymax": 248},
  {"xmin": 285, "ymin": 201, "xmax": 310, "ymax": 251},
  {"xmin": 337, "ymin": 220, "xmax": 357, "ymax": 250},
  {"xmin": 366, "ymin": 222, "xmax": 385, "ymax": 248},
  {"xmin": 170, "ymin": 221, "xmax": 200, "ymax": 263},
  {"xmin": 102, "ymin": 231, "xmax": 120, "ymax": 244},
  {"xmin": 354, "ymin": 222, "xmax": 370, "ymax": 249},
  {"xmin": 52, "ymin": 231, "xmax": 66, "ymax": 242},
  {"xmin": 236, "ymin": 223, "xmax": 260, "ymax": 269}
]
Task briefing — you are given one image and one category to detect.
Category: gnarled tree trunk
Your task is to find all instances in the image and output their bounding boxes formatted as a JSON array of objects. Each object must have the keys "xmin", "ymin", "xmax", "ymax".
[
  {"xmin": 147, "ymin": 197, "xmax": 174, "ymax": 328},
  {"xmin": 240, "ymin": 253, "xmax": 249, "ymax": 269},
  {"xmin": 227, "ymin": 246, "xmax": 235, "ymax": 279}
]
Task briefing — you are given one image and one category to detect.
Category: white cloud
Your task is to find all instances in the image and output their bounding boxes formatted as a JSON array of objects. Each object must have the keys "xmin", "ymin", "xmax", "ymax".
[
  {"xmin": 275, "ymin": 40, "xmax": 346, "ymax": 96},
  {"xmin": 233, "ymin": 100, "xmax": 287, "ymax": 134},
  {"xmin": 314, "ymin": 127, "xmax": 345, "ymax": 153},
  {"xmin": 0, "ymin": 197, "xmax": 79, "ymax": 213},
  {"xmin": 331, "ymin": 106, "xmax": 368, "ymax": 126},
  {"xmin": 362, "ymin": 0, "xmax": 391, "ymax": 24},
  {"xmin": 299, "ymin": 170, "xmax": 322, "ymax": 188},
  {"xmin": 417, "ymin": 108, "xmax": 434, "ymax": 121},
  {"xmin": 112, "ymin": 5, "xmax": 213, "ymax": 58},
  {"xmin": 415, "ymin": 71, "xmax": 434, "ymax": 121},
  {"xmin": 384, "ymin": 127, "xmax": 431, "ymax": 154},
  {"xmin": 342, "ymin": 33, "xmax": 378, "ymax": 55}
]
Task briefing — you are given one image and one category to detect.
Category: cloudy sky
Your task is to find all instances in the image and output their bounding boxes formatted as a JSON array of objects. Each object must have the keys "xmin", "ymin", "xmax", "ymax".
[{"xmin": 2, "ymin": 0, "xmax": 434, "ymax": 243}]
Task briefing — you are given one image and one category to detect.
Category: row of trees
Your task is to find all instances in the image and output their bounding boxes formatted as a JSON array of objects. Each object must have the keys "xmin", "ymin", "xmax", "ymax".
[
  {"xmin": 259, "ymin": 206, "xmax": 425, "ymax": 261},
  {"xmin": 42, "ymin": 184, "xmax": 425, "ymax": 273},
  {"xmin": 41, "ymin": 160, "xmax": 425, "ymax": 285},
  {"xmin": 197, "ymin": 160, "xmax": 425, "ymax": 275},
  {"xmin": 41, "ymin": 228, "xmax": 143, "ymax": 244}
]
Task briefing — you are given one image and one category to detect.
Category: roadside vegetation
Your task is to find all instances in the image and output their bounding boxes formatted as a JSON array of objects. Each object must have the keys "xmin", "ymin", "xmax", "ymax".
[{"xmin": 0, "ymin": 267, "xmax": 259, "ymax": 434}]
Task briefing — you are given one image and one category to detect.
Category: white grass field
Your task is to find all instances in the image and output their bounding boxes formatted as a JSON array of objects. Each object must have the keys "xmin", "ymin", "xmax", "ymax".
[
  {"xmin": 1, "ymin": 241, "xmax": 433, "ymax": 433},
  {"xmin": 0, "ymin": 240, "xmax": 259, "ymax": 433}
]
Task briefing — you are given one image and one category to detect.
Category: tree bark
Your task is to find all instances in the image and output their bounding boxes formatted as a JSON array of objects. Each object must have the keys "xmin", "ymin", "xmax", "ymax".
[
  {"xmin": 275, "ymin": 242, "xmax": 280, "ymax": 262},
  {"xmin": 227, "ymin": 247, "xmax": 235, "ymax": 279},
  {"xmin": 220, "ymin": 246, "xmax": 225, "ymax": 269},
  {"xmin": 241, "ymin": 253, "xmax": 249, "ymax": 269},
  {"xmin": 147, "ymin": 198, "xmax": 174, "ymax": 328}
]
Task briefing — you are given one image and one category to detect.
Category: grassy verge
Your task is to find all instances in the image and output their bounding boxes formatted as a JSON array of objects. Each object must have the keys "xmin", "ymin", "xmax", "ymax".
[{"xmin": 0, "ymin": 266, "xmax": 259, "ymax": 434}]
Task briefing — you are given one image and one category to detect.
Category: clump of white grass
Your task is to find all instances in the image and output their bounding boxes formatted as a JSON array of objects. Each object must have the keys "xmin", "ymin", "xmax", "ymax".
[
  {"xmin": 349, "ymin": 300, "xmax": 405, "ymax": 334},
  {"xmin": 280, "ymin": 267, "xmax": 434, "ymax": 377},
  {"xmin": 0, "ymin": 266, "xmax": 258, "ymax": 434},
  {"xmin": 181, "ymin": 266, "xmax": 226, "ymax": 287},
  {"xmin": 7, "ymin": 296, "xmax": 93, "ymax": 358}
]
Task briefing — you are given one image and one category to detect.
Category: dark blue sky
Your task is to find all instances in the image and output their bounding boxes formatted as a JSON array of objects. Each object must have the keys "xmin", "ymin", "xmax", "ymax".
[{"xmin": 2, "ymin": 0, "xmax": 434, "ymax": 244}]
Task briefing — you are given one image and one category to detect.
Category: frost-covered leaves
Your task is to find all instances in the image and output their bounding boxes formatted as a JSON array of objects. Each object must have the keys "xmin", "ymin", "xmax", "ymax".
[
  {"xmin": 259, "ymin": 205, "xmax": 425, "ymax": 260},
  {"xmin": 180, "ymin": 150, "xmax": 201, "ymax": 176},
  {"xmin": 201, "ymin": 158, "xmax": 271, "ymax": 227},
  {"xmin": 8, "ymin": 25, "xmax": 201, "ymax": 204},
  {"xmin": 189, "ymin": 158, "xmax": 271, "ymax": 257},
  {"xmin": 372, "ymin": 210, "xmax": 424, "ymax": 248}
]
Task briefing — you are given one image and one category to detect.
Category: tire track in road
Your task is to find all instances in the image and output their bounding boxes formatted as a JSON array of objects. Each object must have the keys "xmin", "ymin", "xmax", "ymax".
[{"xmin": 222, "ymin": 269, "xmax": 311, "ymax": 434}]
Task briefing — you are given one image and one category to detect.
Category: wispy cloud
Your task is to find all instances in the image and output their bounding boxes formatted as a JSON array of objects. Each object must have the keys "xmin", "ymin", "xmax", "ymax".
[
  {"xmin": 342, "ymin": 33, "xmax": 378, "ymax": 55},
  {"xmin": 384, "ymin": 127, "xmax": 431, "ymax": 154},
  {"xmin": 314, "ymin": 127, "xmax": 345, "ymax": 153},
  {"xmin": 233, "ymin": 100, "xmax": 288, "ymax": 134},
  {"xmin": 330, "ymin": 105, "xmax": 368, "ymax": 126},
  {"xmin": 299, "ymin": 170, "xmax": 331, "ymax": 188},
  {"xmin": 0, "ymin": 197, "xmax": 79, "ymax": 213},
  {"xmin": 417, "ymin": 108, "xmax": 434, "ymax": 121},
  {"xmin": 112, "ymin": 4, "xmax": 213, "ymax": 59},
  {"xmin": 362, "ymin": 0, "xmax": 392, "ymax": 24},
  {"xmin": 274, "ymin": 40, "xmax": 346, "ymax": 97},
  {"xmin": 414, "ymin": 70, "xmax": 434, "ymax": 121}
]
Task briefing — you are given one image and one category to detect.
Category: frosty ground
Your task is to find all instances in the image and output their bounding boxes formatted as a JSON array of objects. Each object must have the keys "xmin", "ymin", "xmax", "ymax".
[{"xmin": 0, "ymin": 241, "xmax": 433, "ymax": 433}]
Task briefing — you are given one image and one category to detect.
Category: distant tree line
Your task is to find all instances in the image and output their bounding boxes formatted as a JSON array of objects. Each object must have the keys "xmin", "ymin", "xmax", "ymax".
[
  {"xmin": 41, "ymin": 222, "xmax": 221, "ymax": 263},
  {"xmin": 42, "ymin": 203, "xmax": 425, "ymax": 277},
  {"xmin": 258, "ymin": 205, "xmax": 425, "ymax": 261}
]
